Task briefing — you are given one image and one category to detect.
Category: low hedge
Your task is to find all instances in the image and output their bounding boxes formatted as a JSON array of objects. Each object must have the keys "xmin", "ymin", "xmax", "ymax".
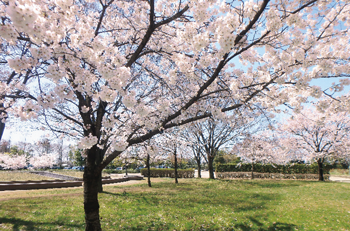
[
  {"xmin": 140, "ymin": 168, "xmax": 194, "ymax": 178},
  {"xmin": 216, "ymin": 172, "xmax": 330, "ymax": 181},
  {"xmin": 216, "ymin": 163, "xmax": 331, "ymax": 174}
]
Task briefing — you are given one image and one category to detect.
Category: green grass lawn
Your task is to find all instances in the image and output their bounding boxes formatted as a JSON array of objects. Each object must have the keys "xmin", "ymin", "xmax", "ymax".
[
  {"xmin": 0, "ymin": 178, "xmax": 349, "ymax": 230},
  {"xmin": 330, "ymin": 169, "xmax": 350, "ymax": 177},
  {"xmin": 0, "ymin": 171, "xmax": 53, "ymax": 181}
]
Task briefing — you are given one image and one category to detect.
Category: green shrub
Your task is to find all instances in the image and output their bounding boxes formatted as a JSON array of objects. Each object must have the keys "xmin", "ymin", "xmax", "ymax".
[
  {"xmin": 140, "ymin": 168, "xmax": 195, "ymax": 178},
  {"xmin": 216, "ymin": 163, "xmax": 331, "ymax": 174}
]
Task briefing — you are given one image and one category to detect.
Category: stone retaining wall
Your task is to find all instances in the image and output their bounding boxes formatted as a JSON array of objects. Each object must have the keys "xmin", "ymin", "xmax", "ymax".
[
  {"xmin": 0, "ymin": 175, "xmax": 143, "ymax": 191},
  {"xmin": 216, "ymin": 172, "xmax": 330, "ymax": 180},
  {"xmin": 0, "ymin": 179, "xmax": 65, "ymax": 184}
]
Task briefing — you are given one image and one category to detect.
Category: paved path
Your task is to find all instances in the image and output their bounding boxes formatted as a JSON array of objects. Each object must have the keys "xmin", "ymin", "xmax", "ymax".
[
  {"xmin": 329, "ymin": 176, "xmax": 350, "ymax": 183},
  {"xmin": 30, "ymin": 171, "xmax": 81, "ymax": 181}
]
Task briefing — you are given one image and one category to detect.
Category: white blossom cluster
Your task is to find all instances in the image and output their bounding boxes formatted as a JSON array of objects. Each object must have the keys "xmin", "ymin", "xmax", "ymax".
[{"xmin": 77, "ymin": 134, "xmax": 98, "ymax": 150}]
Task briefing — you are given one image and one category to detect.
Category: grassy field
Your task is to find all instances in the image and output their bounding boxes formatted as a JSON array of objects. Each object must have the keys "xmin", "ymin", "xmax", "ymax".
[
  {"xmin": 0, "ymin": 171, "xmax": 53, "ymax": 181},
  {"xmin": 330, "ymin": 169, "xmax": 350, "ymax": 177},
  {"xmin": 0, "ymin": 178, "xmax": 349, "ymax": 230}
]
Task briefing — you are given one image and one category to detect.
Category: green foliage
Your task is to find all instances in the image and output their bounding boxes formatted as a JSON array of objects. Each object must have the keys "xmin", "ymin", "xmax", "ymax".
[
  {"xmin": 214, "ymin": 150, "xmax": 241, "ymax": 166},
  {"xmin": 330, "ymin": 169, "xmax": 350, "ymax": 176},
  {"xmin": 216, "ymin": 163, "xmax": 331, "ymax": 174},
  {"xmin": 0, "ymin": 179, "xmax": 349, "ymax": 230},
  {"xmin": 68, "ymin": 148, "xmax": 85, "ymax": 166},
  {"xmin": 9, "ymin": 146, "xmax": 27, "ymax": 156},
  {"xmin": 106, "ymin": 156, "xmax": 139, "ymax": 170},
  {"xmin": 73, "ymin": 150, "xmax": 84, "ymax": 166},
  {"xmin": 140, "ymin": 168, "xmax": 194, "ymax": 178},
  {"xmin": 0, "ymin": 171, "xmax": 53, "ymax": 181}
]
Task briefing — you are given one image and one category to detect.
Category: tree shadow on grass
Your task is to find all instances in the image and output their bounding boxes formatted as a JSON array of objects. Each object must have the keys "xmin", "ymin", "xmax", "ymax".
[
  {"xmin": 100, "ymin": 183, "xmax": 299, "ymax": 231},
  {"xmin": 0, "ymin": 217, "xmax": 82, "ymax": 230},
  {"xmin": 102, "ymin": 181, "xmax": 281, "ymax": 212},
  {"xmin": 112, "ymin": 216, "xmax": 298, "ymax": 231},
  {"xmin": 234, "ymin": 216, "xmax": 297, "ymax": 231},
  {"xmin": 221, "ymin": 179, "xmax": 327, "ymax": 189}
]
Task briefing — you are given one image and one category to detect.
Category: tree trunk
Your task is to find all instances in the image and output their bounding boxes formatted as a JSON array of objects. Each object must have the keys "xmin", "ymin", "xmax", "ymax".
[
  {"xmin": 174, "ymin": 149, "xmax": 178, "ymax": 184},
  {"xmin": 317, "ymin": 159, "xmax": 324, "ymax": 181},
  {"xmin": 97, "ymin": 172, "xmax": 103, "ymax": 193},
  {"xmin": 0, "ymin": 121, "xmax": 4, "ymax": 141},
  {"xmin": 251, "ymin": 163, "xmax": 254, "ymax": 179},
  {"xmin": 95, "ymin": 149, "xmax": 104, "ymax": 193},
  {"xmin": 196, "ymin": 158, "xmax": 201, "ymax": 178},
  {"xmin": 83, "ymin": 150, "xmax": 101, "ymax": 231},
  {"xmin": 147, "ymin": 154, "xmax": 151, "ymax": 187},
  {"xmin": 208, "ymin": 157, "xmax": 215, "ymax": 179},
  {"xmin": 0, "ymin": 103, "xmax": 5, "ymax": 142}
]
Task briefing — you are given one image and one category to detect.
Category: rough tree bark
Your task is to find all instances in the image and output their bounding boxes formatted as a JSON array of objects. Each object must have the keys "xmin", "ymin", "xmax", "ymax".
[
  {"xmin": 147, "ymin": 154, "xmax": 151, "ymax": 187},
  {"xmin": 0, "ymin": 103, "xmax": 5, "ymax": 142},
  {"xmin": 97, "ymin": 173, "xmax": 103, "ymax": 193},
  {"xmin": 196, "ymin": 158, "xmax": 201, "ymax": 178},
  {"xmin": 317, "ymin": 158, "xmax": 324, "ymax": 181},
  {"xmin": 208, "ymin": 155, "xmax": 215, "ymax": 179},
  {"xmin": 0, "ymin": 121, "xmax": 4, "ymax": 141},
  {"xmin": 174, "ymin": 148, "xmax": 178, "ymax": 184},
  {"xmin": 83, "ymin": 147, "xmax": 101, "ymax": 231}
]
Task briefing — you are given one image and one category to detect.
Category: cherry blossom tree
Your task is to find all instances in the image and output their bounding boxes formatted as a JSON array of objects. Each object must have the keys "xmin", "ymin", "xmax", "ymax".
[
  {"xmin": 277, "ymin": 103, "xmax": 350, "ymax": 181},
  {"xmin": 0, "ymin": 153, "xmax": 27, "ymax": 169},
  {"xmin": 1, "ymin": 0, "xmax": 350, "ymax": 230},
  {"xmin": 29, "ymin": 153, "xmax": 56, "ymax": 169},
  {"xmin": 0, "ymin": 152, "xmax": 55, "ymax": 169},
  {"xmin": 188, "ymin": 137, "xmax": 206, "ymax": 178},
  {"xmin": 157, "ymin": 130, "xmax": 191, "ymax": 183},
  {"xmin": 184, "ymin": 111, "xmax": 262, "ymax": 179},
  {"xmin": 235, "ymin": 132, "xmax": 284, "ymax": 178},
  {"xmin": 120, "ymin": 141, "xmax": 161, "ymax": 187}
]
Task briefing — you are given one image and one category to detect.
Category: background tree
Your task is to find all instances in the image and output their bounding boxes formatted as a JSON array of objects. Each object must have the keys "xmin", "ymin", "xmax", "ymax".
[
  {"xmin": 36, "ymin": 138, "xmax": 52, "ymax": 156},
  {"xmin": 158, "ymin": 131, "xmax": 191, "ymax": 183},
  {"xmin": 2, "ymin": 0, "xmax": 350, "ymax": 230},
  {"xmin": 72, "ymin": 149, "xmax": 85, "ymax": 167},
  {"xmin": 0, "ymin": 140, "xmax": 10, "ymax": 153},
  {"xmin": 186, "ymin": 111, "xmax": 261, "ymax": 179},
  {"xmin": 236, "ymin": 131, "xmax": 283, "ymax": 179},
  {"xmin": 277, "ymin": 100, "xmax": 350, "ymax": 181},
  {"xmin": 0, "ymin": 153, "xmax": 27, "ymax": 169},
  {"xmin": 214, "ymin": 150, "xmax": 241, "ymax": 166}
]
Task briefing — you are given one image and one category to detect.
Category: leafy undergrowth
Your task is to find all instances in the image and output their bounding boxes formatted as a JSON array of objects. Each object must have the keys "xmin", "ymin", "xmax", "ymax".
[
  {"xmin": 0, "ymin": 178, "xmax": 349, "ymax": 230},
  {"xmin": 0, "ymin": 171, "xmax": 53, "ymax": 181}
]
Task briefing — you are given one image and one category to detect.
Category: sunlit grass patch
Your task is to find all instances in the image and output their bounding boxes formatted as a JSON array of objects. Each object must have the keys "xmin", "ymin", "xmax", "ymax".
[
  {"xmin": 0, "ymin": 171, "xmax": 53, "ymax": 181},
  {"xmin": 0, "ymin": 178, "xmax": 349, "ymax": 230},
  {"xmin": 330, "ymin": 169, "xmax": 350, "ymax": 177}
]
